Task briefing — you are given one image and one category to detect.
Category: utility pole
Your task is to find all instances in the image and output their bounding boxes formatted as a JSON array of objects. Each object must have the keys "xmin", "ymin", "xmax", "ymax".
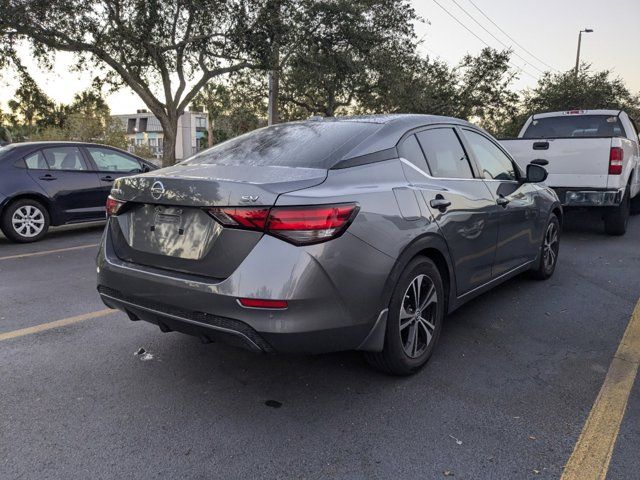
[{"xmin": 575, "ymin": 28, "xmax": 593, "ymax": 77}]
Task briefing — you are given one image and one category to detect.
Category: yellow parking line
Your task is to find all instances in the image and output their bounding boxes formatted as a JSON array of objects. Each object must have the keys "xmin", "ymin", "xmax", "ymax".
[
  {"xmin": 0, "ymin": 243, "xmax": 98, "ymax": 261},
  {"xmin": 561, "ymin": 298, "xmax": 640, "ymax": 480},
  {"xmin": 0, "ymin": 309, "xmax": 117, "ymax": 342}
]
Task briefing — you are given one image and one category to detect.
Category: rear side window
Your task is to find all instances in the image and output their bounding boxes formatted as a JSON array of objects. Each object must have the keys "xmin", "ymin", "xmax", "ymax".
[
  {"xmin": 463, "ymin": 130, "xmax": 517, "ymax": 181},
  {"xmin": 522, "ymin": 115, "xmax": 626, "ymax": 139},
  {"xmin": 182, "ymin": 121, "xmax": 381, "ymax": 169},
  {"xmin": 24, "ymin": 151, "xmax": 49, "ymax": 170},
  {"xmin": 42, "ymin": 147, "xmax": 88, "ymax": 171},
  {"xmin": 416, "ymin": 128, "xmax": 474, "ymax": 179},
  {"xmin": 398, "ymin": 135, "xmax": 429, "ymax": 173}
]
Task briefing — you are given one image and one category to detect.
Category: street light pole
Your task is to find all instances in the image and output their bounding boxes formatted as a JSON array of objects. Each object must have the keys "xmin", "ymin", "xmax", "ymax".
[{"xmin": 575, "ymin": 28, "xmax": 593, "ymax": 77}]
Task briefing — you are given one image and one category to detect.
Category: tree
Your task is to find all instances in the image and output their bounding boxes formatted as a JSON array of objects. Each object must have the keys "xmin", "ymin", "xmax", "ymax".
[
  {"xmin": 7, "ymin": 70, "xmax": 55, "ymax": 128},
  {"xmin": 1, "ymin": 0, "xmax": 268, "ymax": 166},
  {"xmin": 455, "ymin": 48, "xmax": 519, "ymax": 135},
  {"xmin": 499, "ymin": 64, "xmax": 640, "ymax": 137},
  {"xmin": 276, "ymin": 0, "xmax": 420, "ymax": 118},
  {"xmin": 193, "ymin": 72, "xmax": 267, "ymax": 145}
]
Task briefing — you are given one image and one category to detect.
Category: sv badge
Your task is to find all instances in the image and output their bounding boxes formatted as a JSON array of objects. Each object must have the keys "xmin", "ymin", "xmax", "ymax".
[{"xmin": 240, "ymin": 195, "xmax": 260, "ymax": 203}]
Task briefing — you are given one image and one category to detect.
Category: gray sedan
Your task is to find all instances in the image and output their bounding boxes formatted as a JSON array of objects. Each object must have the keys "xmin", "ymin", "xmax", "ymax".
[{"xmin": 97, "ymin": 114, "xmax": 561, "ymax": 375}]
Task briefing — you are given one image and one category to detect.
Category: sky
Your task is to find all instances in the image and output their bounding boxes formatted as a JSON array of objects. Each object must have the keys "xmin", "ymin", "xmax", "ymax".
[{"xmin": 0, "ymin": 0, "xmax": 638, "ymax": 115}]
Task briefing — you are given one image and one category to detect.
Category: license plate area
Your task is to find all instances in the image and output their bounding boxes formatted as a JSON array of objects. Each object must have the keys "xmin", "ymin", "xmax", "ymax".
[{"xmin": 120, "ymin": 204, "xmax": 222, "ymax": 260}]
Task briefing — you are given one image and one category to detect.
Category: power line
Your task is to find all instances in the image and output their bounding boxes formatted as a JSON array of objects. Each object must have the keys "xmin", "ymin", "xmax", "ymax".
[
  {"xmin": 448, "ymin": 0, "xmax": 546, "ymax": 74},
  {"xmin": 465, "ymin": 0, "xmax": 558, "ymax": 72},
  {"xmin": 431, "ymin": 0, "xmax": 539, "ymax": 80}
]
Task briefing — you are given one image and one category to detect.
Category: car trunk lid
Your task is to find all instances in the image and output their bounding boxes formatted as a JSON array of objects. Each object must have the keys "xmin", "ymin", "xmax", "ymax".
[{"xmin": 109, "ymin": 164, "xmax": 327, "ymax": 278}]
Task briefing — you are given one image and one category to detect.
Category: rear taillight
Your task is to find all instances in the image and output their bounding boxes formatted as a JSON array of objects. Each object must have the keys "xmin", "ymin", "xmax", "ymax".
[
  {"xmin": 209, "ymin": 207, "xmax": 270, "ymax": 229},
  {"xmin": 106, "ymin": 196, "xmax": 125, "ymax": 217},
  {"xmin": 609, "ymin": 147, "xmax": 623, "ymax": 175},
  {"xmin": 266, "ymin": 204, "xmax": 359, "ymax": 245},
  {"xmin": 207, "ymin": 203, "xmax": 359, "ymax": 246},
  {"xmin": 238, "ymin": 298, "xmax": 288, "ymax": 309}
]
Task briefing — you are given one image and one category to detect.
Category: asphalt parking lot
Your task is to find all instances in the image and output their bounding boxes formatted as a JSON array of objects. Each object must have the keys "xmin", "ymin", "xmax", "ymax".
[{"xmin": 1, "ymin": 212, "xmax": 638, "ymax": 479}]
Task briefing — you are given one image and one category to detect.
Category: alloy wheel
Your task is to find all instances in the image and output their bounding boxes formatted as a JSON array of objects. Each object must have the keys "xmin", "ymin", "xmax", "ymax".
[
  {"xmin": 399, "ymin": 274, "xmax": 438, "ymax": 358},
  {"xmin": 543, "ymin": 222, "xmax": 559, "ymax": 271},
  {"xmin": 12, "ymin": 205, "xmax": 45, "ymax": 238}
]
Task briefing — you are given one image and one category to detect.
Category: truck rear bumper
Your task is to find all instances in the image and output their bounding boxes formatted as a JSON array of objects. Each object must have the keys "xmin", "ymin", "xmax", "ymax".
[{"xmin": 553, "ymin": 187, "xmax": 624, "ymax": 207}]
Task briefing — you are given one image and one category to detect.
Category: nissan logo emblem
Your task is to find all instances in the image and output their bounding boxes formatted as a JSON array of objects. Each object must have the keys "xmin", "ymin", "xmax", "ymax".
[{"xmin": 150, "ymin": 181, "xmax": 165, "ymax": 200}]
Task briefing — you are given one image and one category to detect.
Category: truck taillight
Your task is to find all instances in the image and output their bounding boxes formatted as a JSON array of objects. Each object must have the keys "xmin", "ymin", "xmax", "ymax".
[
  {"xmin": 208, "ymin": 203, "xmax": 359, "ymax": 246},
  {"xmin": 106, "ymin": 196, "xmax": 125, "ymax": 217},
  {"xmin": 609, "ymin": 147, "xmax": 623, "ymax": 175}
]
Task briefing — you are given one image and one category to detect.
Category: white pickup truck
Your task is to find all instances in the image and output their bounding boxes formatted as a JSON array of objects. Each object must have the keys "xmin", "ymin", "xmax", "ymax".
[{"xmin": 501, "ymin": 109, "xmax": 640, "ymax": 235}]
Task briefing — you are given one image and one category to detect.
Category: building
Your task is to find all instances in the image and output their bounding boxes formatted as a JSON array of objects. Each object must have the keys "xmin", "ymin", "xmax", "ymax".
[{"xmin": 113, "ymin": 110, "xmax": 208, "ymax": 160}]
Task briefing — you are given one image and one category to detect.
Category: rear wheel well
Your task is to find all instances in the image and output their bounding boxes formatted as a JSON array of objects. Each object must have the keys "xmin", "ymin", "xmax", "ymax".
[
  {"xmin": 417, "ymin": 248, "xmax": 451, "ymax": 312},
  {"xmin": 552, "ymin": 207, "xmax": 563, "ymax": 228},
  {"xmin": 3, "ymin": 194, "xmax": 55, "ymax": 223}
]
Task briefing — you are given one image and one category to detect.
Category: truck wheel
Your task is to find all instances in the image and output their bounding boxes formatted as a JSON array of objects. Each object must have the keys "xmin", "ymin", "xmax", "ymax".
[
  {"xmin": 365, "ymin": 257, "xmax": 445, "ymax": 376},
  {"xmin": 0, "ymin": 198, "xmax": 50, "ymax": 243},
  {"xmin": 604, "ymin": 188, "xmax": 630, "ymax": 236},
  {"xmin": 531, "ymin": 213, "xmax": 560, "ymax": 280}
]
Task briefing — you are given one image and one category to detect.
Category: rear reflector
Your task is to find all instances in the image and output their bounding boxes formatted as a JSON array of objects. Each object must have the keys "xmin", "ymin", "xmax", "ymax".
[
  {"xmin": 208, "ymin": 203, "xmax": 359, "ymax": 246},
  {"xmin": 609, "ymin": 147, "xmax": 623, "ymax": 175},
  {"xmin": 106, "ymin": 196, "xmax": 125, "ymax": 217},
  {"xmin": 238, "ymin": 298, "xmax": 288, "ymax": 309}
]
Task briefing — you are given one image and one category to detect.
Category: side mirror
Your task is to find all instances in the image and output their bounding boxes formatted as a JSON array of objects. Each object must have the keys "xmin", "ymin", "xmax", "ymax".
[
  {"xmin": 526, "ymin": 164, "xmax": 548, "ymax": 183},
  {"xmin": 531, "ymin": 158, "xmax": 549, "ymax": 166}
]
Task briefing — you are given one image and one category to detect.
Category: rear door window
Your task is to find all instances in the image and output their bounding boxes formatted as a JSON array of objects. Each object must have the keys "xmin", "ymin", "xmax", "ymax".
[
  {"xmin": 24, "ymin": 151, "xmax": 49, "ymax": 170},
  {"xmin": 463, "ymin": 129, "xmax": 517, "ymax": 181},
  {"xmin": 398, "ymin": 135, "xmax": 429, "ymax": 173},
  {"xmin": 415, "ymin": 128, "xmax": 474, "ymax": 179},
  {"xmin": 42, "ymin": 147, "xmax": 88, "ymax": 171},
  {"xmin": 522, "ymin": 115, "xmax": 626, "ymax": 139},
  {"xmin": 87, "ymin": 147, "xmax": 142, "ymax": 172},
  {"xmin": 182, "ymin": 121, "xmax": 381, "ymax": 169}
]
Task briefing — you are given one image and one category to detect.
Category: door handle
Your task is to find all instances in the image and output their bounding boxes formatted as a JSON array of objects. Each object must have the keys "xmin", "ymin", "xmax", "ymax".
[
  {"xmin": 497, "ymin": 195, "xmax": 510, "ymax": 207},
  {"xmin": 533, "ymin": 141, "xmax": 549, "ymax": 150},
  {"xmin": 39, "ymin": 174, "xmax": 57, "ymax": 181},
  {"xmin": 430, "ymin": 196, "xmax": 451, "ymax": 210},
  {"xmin": 100, "ymin": 175, "xmax": 114, "ymax": 182}
]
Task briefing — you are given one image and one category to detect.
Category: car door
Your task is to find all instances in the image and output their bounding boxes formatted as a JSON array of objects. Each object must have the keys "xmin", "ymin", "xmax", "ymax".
[
  {"xmin": 398, "ymin": 127, "xmax": 499, "ymax": 295},
  {"xmin": 83, "ymin": 146, "xmax": 145, "ymax": 202},
  {"xmin": 460, "ymin": 128, "xmax": 542, "ymax": 277},
  {"xmin": 26, "ymin": 146, "xmax": 104, "ymax": 223}
]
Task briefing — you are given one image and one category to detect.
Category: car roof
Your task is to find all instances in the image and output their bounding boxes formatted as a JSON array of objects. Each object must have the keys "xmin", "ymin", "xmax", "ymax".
[{"xmin": 302, "ymin": 114, "xmax": 476, "ymax": 161}]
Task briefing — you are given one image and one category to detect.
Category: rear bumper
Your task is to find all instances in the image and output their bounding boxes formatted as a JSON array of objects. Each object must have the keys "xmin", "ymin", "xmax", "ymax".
[
  {"xmin": 553, "ymin": 187, "xmax": 624, "ymax": 207},
  {"xmin": 96, "ymin": 220, "xmax": 393, "ymax": 354}
]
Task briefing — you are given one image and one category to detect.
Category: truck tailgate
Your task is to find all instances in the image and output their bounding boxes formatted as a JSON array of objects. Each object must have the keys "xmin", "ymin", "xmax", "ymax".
[{"xmin": 501, "ymin": 138, "xmax": 612, "ymax": 188}]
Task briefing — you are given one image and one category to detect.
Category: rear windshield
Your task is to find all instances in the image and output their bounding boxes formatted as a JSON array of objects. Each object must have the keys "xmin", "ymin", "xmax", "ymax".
[
  {"xmin": 522, "ymin": 115, "xmax": 626, "ymax": 139},
  {"xmin": 182, "ymin": 121, "xmax": 380, "ymax": 169}
]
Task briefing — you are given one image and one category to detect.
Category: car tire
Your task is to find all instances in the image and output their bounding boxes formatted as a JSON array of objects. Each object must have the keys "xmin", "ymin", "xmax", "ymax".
[
  {"xmin": 365, "ymin": 256, "xmax": 445, "ymax": 376},
  {"xmin": 604, "ymin": 187, "xmax": 630, "ymax": 236},
  {"xmin": 531, "ymin": 213, "xmax": 560, "ymax": 280},
  {"xmin": 0, "ymin": 198, "xmax": 50, "ymax": 243}
]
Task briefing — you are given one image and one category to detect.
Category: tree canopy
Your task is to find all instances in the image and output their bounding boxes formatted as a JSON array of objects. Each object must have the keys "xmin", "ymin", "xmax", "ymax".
[{"xmin": 1, "ymin": 0, "xmax": 267, "ymax": 165}]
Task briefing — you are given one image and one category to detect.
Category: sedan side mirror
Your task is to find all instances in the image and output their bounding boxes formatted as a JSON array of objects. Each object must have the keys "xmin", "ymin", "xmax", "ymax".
[{"xmin": 526, "ymin": 163, "xmax": 548, "ymax": 183}]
